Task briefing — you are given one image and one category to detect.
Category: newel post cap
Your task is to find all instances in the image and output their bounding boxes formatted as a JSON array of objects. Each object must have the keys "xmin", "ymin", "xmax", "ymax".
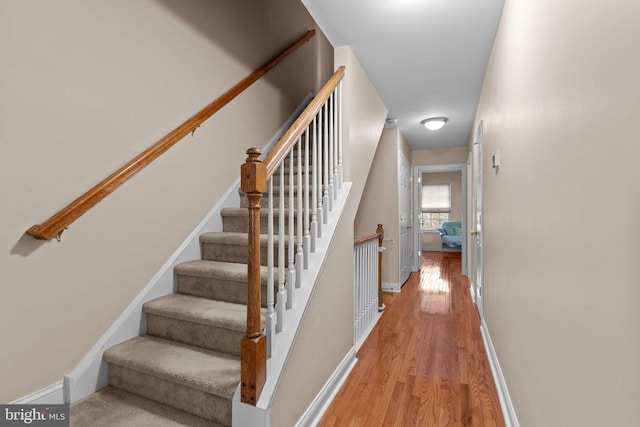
[{"xmin": 241, "ymin": 148, "xmax": 267, "ymax": 194}]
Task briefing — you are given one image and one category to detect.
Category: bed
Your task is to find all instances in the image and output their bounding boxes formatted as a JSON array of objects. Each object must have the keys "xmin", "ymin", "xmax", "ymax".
[{"xmin": 438, "ymin": 221, "xmax": 462, "ymax": 251}]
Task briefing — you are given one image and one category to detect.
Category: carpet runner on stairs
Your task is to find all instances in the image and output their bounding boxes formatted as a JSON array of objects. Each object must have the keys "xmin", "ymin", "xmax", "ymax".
[{"xmin": 69, "ymin": 162, "xmax": 303, "ymax": 426}]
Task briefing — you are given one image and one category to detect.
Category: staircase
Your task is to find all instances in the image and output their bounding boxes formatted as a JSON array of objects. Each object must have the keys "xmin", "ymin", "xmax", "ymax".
[
  {"xmin": 69, "ymin": 173, "xmax": 302, "ymax": 426},
  {"xmin": 69, "ymin": 66, "xmax": 346, "ymax": 426}
]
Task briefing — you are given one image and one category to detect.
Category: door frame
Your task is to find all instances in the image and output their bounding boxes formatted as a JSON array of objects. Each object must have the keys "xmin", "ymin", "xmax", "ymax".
[
  {"xmin": 398, "ymin": 150, "xmax": 412, "ymax": 286},
  {"xmin": 471, "ymin": 121, "xmax": 484, "ymax": 315},
  {"xmin": 466, "ymin": 152, "xmax": 473, "ymax": 281},
  {"xmin": 412, "ymin": 163, "xmax": 468, "ymax": 276}
]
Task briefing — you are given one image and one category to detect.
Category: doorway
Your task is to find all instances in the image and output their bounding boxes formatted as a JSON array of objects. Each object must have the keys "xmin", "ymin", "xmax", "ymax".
[
  {"xmin": 413, "ymin": 164, "xmax": 468, "ymax": 276},
  {"xmin": 399, "ymin": 151, "xmax": 412, "ymax": 286}
]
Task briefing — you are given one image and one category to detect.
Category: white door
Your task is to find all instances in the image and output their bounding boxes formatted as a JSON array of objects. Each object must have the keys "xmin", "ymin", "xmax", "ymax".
[
  {"xmin": 466, "ymin": 153, "xmax": 473, "ymax": 279},
  {"xmin": 472, "ymin": 122, "xmax": 484, "ymax": 315},
  {"xmin": 399, "ymin": 152, "xmax": 412, "ymax": 286}
]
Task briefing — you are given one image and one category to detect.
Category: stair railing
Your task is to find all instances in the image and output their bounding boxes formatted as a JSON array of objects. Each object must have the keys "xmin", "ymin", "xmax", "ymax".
[
  {"xmin": 26, "ymin": 30, "xmax": 316, "ymax": 241},
  {"xmin": 353, "ymin": 224, "xmax": 385, "ymax": 348},
  {"xmin": 240, "ymin": 66, "xmax": 345, "ymax": 405}
]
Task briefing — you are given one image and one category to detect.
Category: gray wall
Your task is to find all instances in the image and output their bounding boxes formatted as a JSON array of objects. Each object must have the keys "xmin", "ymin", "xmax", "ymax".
[
  {"xmin": 0, "ymin": 0, "xmax": 332, "ymax": 402},
  {"xmin": 473, "ymin": 0, "xmax": 640, "ymax": 425}
]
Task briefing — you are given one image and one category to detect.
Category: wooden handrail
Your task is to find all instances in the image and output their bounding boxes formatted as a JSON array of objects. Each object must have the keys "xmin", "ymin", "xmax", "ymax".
[
  {"xmin": 239, "ymin": 66, "xmax": 345, "ymax": 405},
  {"xmin": 26, "ymin": 30, "xmax": 316, "ymax": 241},
  {"xmin": 354, "ymin": 229, "xmax": 383, "ymax": 246},
  {"xmin": 263, "ymin": 66, "xmax": 345, "ymax": 178}
]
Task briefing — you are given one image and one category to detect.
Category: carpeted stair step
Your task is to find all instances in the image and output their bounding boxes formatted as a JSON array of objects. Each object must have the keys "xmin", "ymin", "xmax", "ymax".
[
  {"xmin": 200, "ymin": 231, "xmax": 288, "ymax": 266},
  {"xmin": 70, "ymin": 386, "xmax": 217, "ymax": 427},
  {"xmin": 175, "ymin": 260, "xmax": 273, "ymax": 307},
  {"xmin": 221, "ymin": 207, "xmax": 304, "ymax": 234},
  {"xmin": 144, "ymin": 294, "xmax": 263, "ymax": 356},
  {"xmin": 104, "ymin": 335, "xmax": 239, "ymax": 426}
]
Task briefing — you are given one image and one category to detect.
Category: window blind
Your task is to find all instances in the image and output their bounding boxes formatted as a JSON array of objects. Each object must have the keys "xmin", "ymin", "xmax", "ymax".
[{"xmin": 421, "ymin": 184, "xmax": 451, "ymax": 213}]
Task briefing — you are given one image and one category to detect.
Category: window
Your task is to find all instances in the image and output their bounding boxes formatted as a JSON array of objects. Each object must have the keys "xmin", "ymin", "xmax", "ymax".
[
  {"xmin": 421, "ymin": 184, "xmax": 451, "ymax": 231},
  {"xmin": 421, "ymin": 212, "xmax": 450, "ymax": 231}
]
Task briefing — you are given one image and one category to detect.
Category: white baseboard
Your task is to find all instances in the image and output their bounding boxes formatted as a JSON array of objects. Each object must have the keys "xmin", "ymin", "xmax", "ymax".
[
  {"xmin": 295, "ymin": 348, "xmax": 357, "ymax": 427},
  {"xmin": 382, "ymin": 282, "xmax": 400, "ymax": 293},
  {"xmin": 11, "ymin": 382, "xmax": 64, "ymax": 405},
  {"xmin": 480, "ymin": 319, "xmax": 520, "ymax": 427},
  {"xmin": 422, "ymin": 246, "xmax": 462, "ymax": 252},
  {"xmin": 64, "ymin": 94, "xmax": 314, "ymax": 404}
]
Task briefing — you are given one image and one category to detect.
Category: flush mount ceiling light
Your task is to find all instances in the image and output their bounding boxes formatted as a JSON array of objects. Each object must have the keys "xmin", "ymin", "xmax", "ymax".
[{"xmin": 421, "ymin": 117, "xmax": 448, "ymax": 131}]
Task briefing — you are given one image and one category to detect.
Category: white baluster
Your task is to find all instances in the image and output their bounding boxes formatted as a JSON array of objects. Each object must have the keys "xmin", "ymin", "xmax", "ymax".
[
  {"xmin": 296, "ymin": 138, "xmax": 303, "ymax": 288},
  {"xmin": 311, "ymin": 116, "xmax": 319, "ymax": 248},
  {"xmin": 303, "ymin": 127, "xmax": 310, "ymax": 268},
  {"xmin": 353, "ymin": 246, "xmax": 358, "ymax": 341},
  {"xmin": 276, "ymin": 164, "xmax": 286, "ymax": 332},
  {"xmin": 356, "ymin": 246, "xmax": 362, "ymax": 340},
  {"xmin": 337, "ymin": 81, "xmax": 343, "ymax": 189},
  {"xmin": 358, "ymin": 245, "xmax": 363, "ymax": 341},
  {"xmin": 323, "ymin": 103, "xmax": 330, "ymax": 219},
  {"xmin": 287, "ymin": 151, "xmax": 295, "ymax": 309},
  {"xmin": 329, "ymin": 92, "xmax": 335, "ymax": 204},
  {"xmin": 317, "ymin": 110, "xmax": 326, "ymax": 231},
  {"xmin": 266, "ymin": 177, "xmax": 275, "ymax": 357}
]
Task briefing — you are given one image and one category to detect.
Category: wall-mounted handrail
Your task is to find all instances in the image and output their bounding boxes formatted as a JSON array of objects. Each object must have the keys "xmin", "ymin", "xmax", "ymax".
[
  {"xmin": 26, "ymin": 30, "xmax": 316, "ymax": 241},
  {"xmin": 239, "ymin": 66, "xmax": 345, "ymax": 405}
]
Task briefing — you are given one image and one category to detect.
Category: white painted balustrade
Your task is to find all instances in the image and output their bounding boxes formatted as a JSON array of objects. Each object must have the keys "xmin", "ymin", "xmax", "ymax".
[
  {"xmin": 353, "ymin": 229, "xmax": 385, "ymax": 350},
  {"xmin": 261, "ymin": 82, "xmax": 343, "ymax": 358}
]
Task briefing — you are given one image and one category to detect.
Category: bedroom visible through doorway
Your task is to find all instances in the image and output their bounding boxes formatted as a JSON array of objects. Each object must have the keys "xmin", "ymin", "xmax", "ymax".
[{"xmin": 413, "ymin": 163, "xmax": 468, "ymax": 277}]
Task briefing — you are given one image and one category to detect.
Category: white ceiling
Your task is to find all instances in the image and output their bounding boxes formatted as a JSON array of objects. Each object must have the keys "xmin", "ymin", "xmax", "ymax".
[{"xmin": 301, "ymin": 0, "xmax": 505, "ymax": 150}]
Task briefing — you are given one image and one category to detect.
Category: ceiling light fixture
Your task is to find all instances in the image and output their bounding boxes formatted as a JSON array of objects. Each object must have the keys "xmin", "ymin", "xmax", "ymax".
[{"xmin": 421, "ymin": 117, "xmax": 448, "ymax": 131}]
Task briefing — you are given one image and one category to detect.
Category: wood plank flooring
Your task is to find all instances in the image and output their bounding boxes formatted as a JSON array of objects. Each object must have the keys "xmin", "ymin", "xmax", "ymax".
[{"xmin": 318, "ymin": 251, "xmax": 505, "ymax": 427}]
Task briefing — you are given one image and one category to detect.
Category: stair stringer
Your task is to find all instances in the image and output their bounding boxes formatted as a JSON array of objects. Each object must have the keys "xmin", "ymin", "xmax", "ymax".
[
  {"xmin": 232, "ymin": 182, "xmax": 352, "ymax": 427},
  {"xmin": 63, "ymin": 93, "xmax": 314, "ymax": 405}
]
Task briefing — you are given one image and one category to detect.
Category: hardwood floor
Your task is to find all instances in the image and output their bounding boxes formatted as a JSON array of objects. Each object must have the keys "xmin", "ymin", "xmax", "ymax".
[{"xmin": 318, "ymin": 251, "xmax": 505, "ymax": 427}]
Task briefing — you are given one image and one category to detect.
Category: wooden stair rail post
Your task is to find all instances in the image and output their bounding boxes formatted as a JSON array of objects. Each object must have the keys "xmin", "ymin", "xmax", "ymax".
[
  {"xmin": 377, "ymin": 224, "xmax": 386, "ymax": 312},
  {"xmin": 240, "ymin": 148, "xmax": 267, "ymax": 405}
]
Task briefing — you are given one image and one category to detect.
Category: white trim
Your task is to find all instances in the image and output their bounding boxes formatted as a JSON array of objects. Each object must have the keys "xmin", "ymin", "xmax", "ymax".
[
  {"xmin": 382, "ymin": 282, "xmax": 400, "ymax": 292},
  {"xmin": 398, "ymin": 150, "xmax": 412, "ymax": 287},
  {"xmin": 64, "ymin": 94, "xmax": 314, "ymax": 404},
  {"xmin": 413, "ymin": 163, "xmax": 467, "ymax": 273},
  {"xmin": 469, "ymin": 281, "xmax": 476, "ymax": 304},
  {"xmin": 355, "ymin": 311, "xmax": 382, "ymax": 352},
  {"xmin": 421, "ymin": 245, "xmax": 461, "ymax": 252},
  {"xmin": 295, "ymin": 348, "xmax": 357, "ymax": 427},
  {"xmin": 480, "ymin": 319, "xmax": 520, "ymax": 427},
  {"xmin": 232, "ymin": 390, "xmax": 271, "ymax": 427},
  {"xmin": 11, "ymin": 382, "xmax": 64, "ymax": 405}
]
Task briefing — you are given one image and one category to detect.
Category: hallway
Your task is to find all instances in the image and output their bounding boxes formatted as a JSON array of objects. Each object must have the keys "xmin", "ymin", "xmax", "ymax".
[{"xmin": 318, "ymin": 251, "xmax": 504, "ymax": 426}]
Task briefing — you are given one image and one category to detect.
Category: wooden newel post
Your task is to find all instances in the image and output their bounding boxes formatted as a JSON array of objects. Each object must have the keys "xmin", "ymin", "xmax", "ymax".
[
  {"xmin": 377, "ymin": 224, "xmax": 385, "ymax": 312},
  {"xmin": 240, "ymin": 148, "xmax": 267, "ymax": 405}
]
